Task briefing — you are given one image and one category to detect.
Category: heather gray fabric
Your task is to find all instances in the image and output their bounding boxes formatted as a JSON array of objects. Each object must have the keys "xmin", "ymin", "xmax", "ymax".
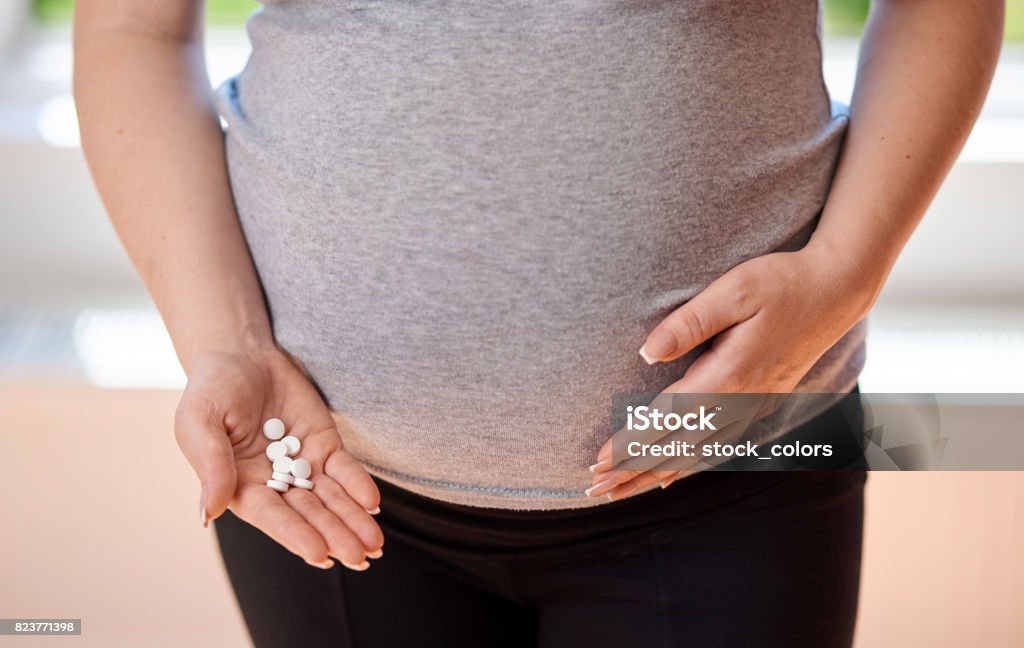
[{"xmin": 214, "ymin": 0, "xmax": 867, "ymax": 509}]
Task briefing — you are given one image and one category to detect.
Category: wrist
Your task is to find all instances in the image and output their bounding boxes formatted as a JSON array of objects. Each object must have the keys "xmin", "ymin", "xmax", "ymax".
[
  {"xmin": 175, "ymin": 321, "xmax": 279, "ymax": 376},
  {"xmin": 799, "ymin": 235, "xmax": 888, "ymax": 321}
]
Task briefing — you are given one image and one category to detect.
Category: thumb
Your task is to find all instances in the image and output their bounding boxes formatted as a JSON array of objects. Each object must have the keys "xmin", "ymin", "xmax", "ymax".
[
  {"xmin": 174, "ymin": 395, "xmax": 238, "ymax": 527},
  {"xmin": 639, "ymin": 275, "xmax": 756, "ymax": 365}
]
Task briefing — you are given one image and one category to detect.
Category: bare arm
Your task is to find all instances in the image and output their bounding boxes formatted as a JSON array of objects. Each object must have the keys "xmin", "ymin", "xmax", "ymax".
[
  {"xmin": 595, "ymin": 0, "xmax": 1004, "ymax": 498},
  {"xmin": 74, "ymin": 0, "xmax": 384, "ymax": 569},
  {"xmin": 73, "ymin": 0, "xmax": 273, "ymax": 372},
  {"xmin": 635, "ymin": 0, "xmax": 1004, "ymax": 371},
  {"xmin": 805, "ymin": 0, "xmax": 1005, "ymax": 306}
]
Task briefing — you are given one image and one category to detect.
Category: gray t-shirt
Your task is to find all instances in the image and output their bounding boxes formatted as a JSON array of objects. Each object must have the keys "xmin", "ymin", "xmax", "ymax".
[{"xmin": 215, "ymin": 0, "xmax": 866, "ymax": 509}]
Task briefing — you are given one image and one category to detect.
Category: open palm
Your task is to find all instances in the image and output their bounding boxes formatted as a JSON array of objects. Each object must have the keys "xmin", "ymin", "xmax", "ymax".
[{"xmin": 176, "ymin": 348, "xmax": 383, "ymax": 571}]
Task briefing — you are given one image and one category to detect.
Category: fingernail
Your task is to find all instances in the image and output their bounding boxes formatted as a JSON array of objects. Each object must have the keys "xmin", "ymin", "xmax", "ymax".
[
  {"xmin": 199, "ymin": 490, "xmax": 208, "ymax": 528},
  {"xmin": 343, "ymin": 560, "xmax": 370, "ymax": 571},
  {"xmin": 585, "ymin": 480, "xmax": 614, "ymax": 497},
  {"xmin": 366, "ymin": 548, "xmax": 383, "ymax": 559},
  {"xmin": 366, "ymin": 506, "xmax": 380, "ymax": 515},
  {"xmin": 589, "ymin": 460, "xmax": 612, "ymax": 473},
  {"xmin": 660, "ymin": 480, "xmax": 672, "ymax": 489},
  {"xmin": 640, "ymin": 329, "xmax": 678, "ymax": 364},
  {"xmin": 638, "ymin": 346, "xmax": 657, "ymax": 365},
  {"xmin": 309, "ymin": 558, "xmax": 335, "ymax": 570}
]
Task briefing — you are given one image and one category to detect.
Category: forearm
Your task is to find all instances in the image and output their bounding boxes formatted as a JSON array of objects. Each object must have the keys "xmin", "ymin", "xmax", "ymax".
[
  {"xmin": 806, "ymin": 0, "xmax": 1004, "ymax": 312},
  {"xmin": 73, "ymin": 2, "xmax": 275, "ymax": 373}
]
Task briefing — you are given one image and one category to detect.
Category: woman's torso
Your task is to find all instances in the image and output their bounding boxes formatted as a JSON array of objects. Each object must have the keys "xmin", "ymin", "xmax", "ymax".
[{"xmin": 216, "ymin": 0, "xmax": 866, "ymax": 509}]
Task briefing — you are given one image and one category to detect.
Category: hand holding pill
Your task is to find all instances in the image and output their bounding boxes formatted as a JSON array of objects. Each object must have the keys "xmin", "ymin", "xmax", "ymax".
[{"xmin": 174, "ymin": 348, "xmax": 384, "ymax": 571}]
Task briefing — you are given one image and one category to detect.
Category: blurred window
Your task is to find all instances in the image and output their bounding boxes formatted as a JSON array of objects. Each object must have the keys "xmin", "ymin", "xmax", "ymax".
[
  {"xmin": 33, "ymin": 0, "xmax": 260, "ymax": 24},
  {"xmin": 26, "ymin": 0, "xmax": 1024, "ymax": 42},
  {"xmin": 821, "ymin": 0, "xmax": 1024, "ymax": 41}
]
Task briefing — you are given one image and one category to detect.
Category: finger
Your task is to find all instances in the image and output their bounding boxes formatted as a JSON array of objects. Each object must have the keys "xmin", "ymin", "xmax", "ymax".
[
  {"xmin": 595, "ymin": 391, "xmax": 682, "ymax": 467},
  {"xmin": 592, "ymin": 445, "xmax": 687, "ymax": 483},
  {"xmin": 607, "ymin": 470, "xmax": 673, "ymax": 501},
  {"xmin": 312, "ymin": 474, "xmax": 385, "ymax": 556},
  {"xmin": 639, "ymin": 275, "xmax": 758, "ymax": 365},
  {"xmin": 658, "ymin": 349, "xmax": 745, "ymax": 399},
  {"xmin": 284, "ymin": 487, "xmax": 372, "ymax": 571},
  {"xmin": 664, "ymin": 316, "xmax": 794, "ymax": 396},
  {"xmin": 590, "ymin": 450, "xmax": 613, "ymax": 473},
  {"xmin": 659, "ymin": 470, "xmax": 694, "ymax": 489},
  {"xmin": 232, "ymin": 483, "xmax": 332, "ymax": 569},
  {"xmin": 175, "ymin": 396, "xmax": 238, "ymax": 526},
  {"xmin": 659, "ymin": 471, "xmax": 683, "ymax": 489},
  {"xmin": 663, "ymin": 386, "xmax": 772, "ymax": 436},
  {"xmin": 601, "ymin": 397, "xmax": 731, "ymax": 479},
  {"xmin": 586, "ymin": 468, "xmax": 643, "ymax": 497},
  {"xmin": 325, "ymin": 450, "xmax": 381, "ymax": 513}
]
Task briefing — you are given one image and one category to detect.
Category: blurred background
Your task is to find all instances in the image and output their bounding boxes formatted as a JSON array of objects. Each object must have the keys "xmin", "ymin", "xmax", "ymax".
[{"xmin": 0, "ymin": 1, "xmax": 1022, "ymax": 646}]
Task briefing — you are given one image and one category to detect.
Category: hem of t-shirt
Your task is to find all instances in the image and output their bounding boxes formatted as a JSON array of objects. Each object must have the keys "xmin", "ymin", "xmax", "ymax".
[{"xmin": 355, "ymin": 322, "xmax": 867, "ymax": 511}]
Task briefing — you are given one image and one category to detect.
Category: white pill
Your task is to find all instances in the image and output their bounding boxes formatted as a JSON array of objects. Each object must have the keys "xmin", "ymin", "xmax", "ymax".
[
  {"xmin": 282, "ymin": 435, "xmax": 301, "ymax": 456},
  {"xmin": 272, "ymin": 471, "xmax": 295, "ymax": 484},
  {"xmin": 293, "ymin": 478, "xmax": 313, "ymax": 490},
  {"xmin": 272, "ymin": 456, "xmax": 294, "ymax": 473},
  {"xmin": 266, "ymin": 479, "xmax": 289, "ymax": 493},
  {"xmin": 262, "ymin": 418, "xmax": 286, "ymax": 441},
  {"xmin": 291, "ymin": 458, "xmax": 312, "ymax": 480},
  {"xmin": 266, "ymin": 441, "xmax": 288, "ymax": 461}
]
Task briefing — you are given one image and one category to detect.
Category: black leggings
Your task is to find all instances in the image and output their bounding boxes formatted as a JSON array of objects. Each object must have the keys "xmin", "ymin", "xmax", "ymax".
[{"xmin": 214, "ymin": 395, "xmax": 867, "ymax": 648}]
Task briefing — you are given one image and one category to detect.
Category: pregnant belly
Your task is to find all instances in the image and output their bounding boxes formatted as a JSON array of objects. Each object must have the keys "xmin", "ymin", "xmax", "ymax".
[
  {"xmin": 215, "ymin": 0, "xmax": 849, "ymax": 506},
  {"xmin": 227, "ymin": 143, "xmax": 721, "ymax": 491},
  {"xmin": 223, "ymin": 124, "xmax": 838, "ymax": 505}
]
